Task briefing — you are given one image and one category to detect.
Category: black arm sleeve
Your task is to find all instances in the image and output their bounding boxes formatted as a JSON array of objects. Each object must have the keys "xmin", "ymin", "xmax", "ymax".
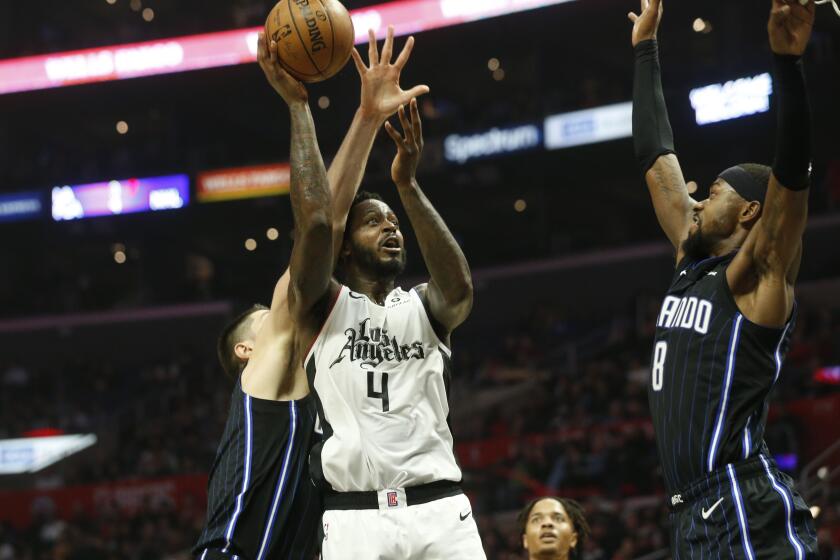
[
  {"xmin": 772, "ymin": 54, "xmax": 811, "ymax": 191},
  {"xmin": 632, "ymin": 39, "xmax": 676, "ymax": 174}
]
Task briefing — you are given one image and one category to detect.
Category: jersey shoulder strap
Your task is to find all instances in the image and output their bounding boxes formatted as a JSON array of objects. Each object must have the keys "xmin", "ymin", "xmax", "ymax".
[{"xmin": 407, "ymin": 286, "xmax": 451, "ymax": 356}]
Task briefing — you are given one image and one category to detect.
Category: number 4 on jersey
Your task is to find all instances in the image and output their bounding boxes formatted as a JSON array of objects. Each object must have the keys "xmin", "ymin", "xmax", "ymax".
[
  {"xmin": 652, "ymin": 341, "xmax": 667, "ymax": 392},
  {"xmin": 367, "ymin": 371, "xmax": 390, "ymax": 412}
]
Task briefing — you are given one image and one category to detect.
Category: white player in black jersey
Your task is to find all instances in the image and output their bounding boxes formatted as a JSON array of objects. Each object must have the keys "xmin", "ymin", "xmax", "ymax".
[
  {"xmin": 290, "ymin": 98, "xmax": 485, "ymax": 558},
  {"xmin": 194, "ymin": 28, "xmax": 429, "ymax": 559}
]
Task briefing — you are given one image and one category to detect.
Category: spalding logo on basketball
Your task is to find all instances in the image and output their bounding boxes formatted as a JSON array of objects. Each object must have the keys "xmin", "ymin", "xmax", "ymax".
[{"xmin": 265, "ymin": 0, "xmax": 355, "ymax": 83}]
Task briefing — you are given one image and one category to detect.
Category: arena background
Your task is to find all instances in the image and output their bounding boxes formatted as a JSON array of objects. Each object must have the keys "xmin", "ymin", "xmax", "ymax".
[{"xmin": 0, "ymin": 0, "xmax": 838, "ymax": 558}]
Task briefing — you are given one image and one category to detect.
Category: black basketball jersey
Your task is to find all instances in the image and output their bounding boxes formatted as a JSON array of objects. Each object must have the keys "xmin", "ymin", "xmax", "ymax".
[
  {"xmin": 648, "ymin": 252, "xmax": 796, "ymax": 496},
  {"xmin": 194, "ymin": 380, "xmax": 321, "ymax": 559}
]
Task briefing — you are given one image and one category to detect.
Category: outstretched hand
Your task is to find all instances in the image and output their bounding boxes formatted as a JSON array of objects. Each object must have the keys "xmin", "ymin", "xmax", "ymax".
[
  {"xmin": 257, "ymin": 32, "xmax": 307, "ymax": 105},
  {"xmin": 628, "ymin": 0, "xmax": 663, "ymax": 47},
  {"xmin": 352, "ymin": 25, "xmax": 430, "ymax": 121},
  {"xmin": 384, "ymin": 99, "xmax": 423, "ymax": 188},
  {"xmin": 768, "ymin": 0, "xmax": 815, "ymax": 56}
]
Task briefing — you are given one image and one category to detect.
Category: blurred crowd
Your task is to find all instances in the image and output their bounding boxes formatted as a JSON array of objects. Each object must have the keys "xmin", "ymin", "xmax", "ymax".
[{"xmin": 1, "ymin": 300, "xmax": 838, "ymax": 559}]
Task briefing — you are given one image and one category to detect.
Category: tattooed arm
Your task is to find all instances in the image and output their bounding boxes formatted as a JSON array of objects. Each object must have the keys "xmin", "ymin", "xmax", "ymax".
[
  {"xmin": 258, "ymin": 34, "xmax": 333, "ymax": 333},
  {"xmin": 259, "ymin": 36, "xmax": 333, "ymax": 327},
  {"xmin": 385, "ymin": 100, "xmax": 472, "ymax": 337}
]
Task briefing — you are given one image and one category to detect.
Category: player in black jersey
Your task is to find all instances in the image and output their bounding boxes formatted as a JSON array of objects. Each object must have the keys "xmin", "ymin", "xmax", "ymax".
[
  {"xmin": 194, "ymin": 28, "xmax": 428, "ymax": 559},
  {"xmin": 628, "ymin": 0, "xmax": 819, "ymax": 558}
]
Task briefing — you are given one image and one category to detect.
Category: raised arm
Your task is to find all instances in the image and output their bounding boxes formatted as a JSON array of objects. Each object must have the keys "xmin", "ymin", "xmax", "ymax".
[
  {"xmin": 728, "ymin": 0, "xmax": 814, "ymax": 327},
  {"xmin": 384, "ymin": 100, "xmax": 473, "ymax": 336},
  {"xmin": 629, "ymin": 0, "xmax": 696, "ymax": 261},
  {"xmin": 258, "ymin": 35, "xmax": 333, "ymax": 324},
  {"xmin": 258, "ymin": 28, "xmax": 428, "ymax": 327},
  {"xmin": 327, "ymin": 27, "xmax": 429, "ymax": 257}
]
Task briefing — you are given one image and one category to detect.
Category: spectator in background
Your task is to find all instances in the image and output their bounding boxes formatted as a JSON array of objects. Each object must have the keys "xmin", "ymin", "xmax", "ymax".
[{"xmin": 518, "ymin": 497, "xmax": 590, "ymax": 560}]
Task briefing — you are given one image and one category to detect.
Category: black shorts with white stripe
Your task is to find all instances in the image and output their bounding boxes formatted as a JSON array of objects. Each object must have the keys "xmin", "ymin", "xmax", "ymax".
[{"xmin": 669, "ymin": 455, "xmax": 818, "ymax": 560}]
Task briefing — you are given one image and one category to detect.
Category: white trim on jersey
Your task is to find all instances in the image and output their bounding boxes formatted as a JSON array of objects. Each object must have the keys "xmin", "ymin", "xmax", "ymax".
[
  {"xmin": 223, "ymin": 393, "xmax": 253, "ymax": 552},
  {"xmin": 708, "ymin": 314, "xmax": 743, "ymax": 472},
  {"xmin": 255, "ymin": 401, "xmax": 298, "ymax": 560},
  {"xmin": 409, "ymin": 286, "xmax": 452, "ymax": 357},
  {"xmin": 307, "ymin": 285, "xmax": 462, "ymax": 492}
]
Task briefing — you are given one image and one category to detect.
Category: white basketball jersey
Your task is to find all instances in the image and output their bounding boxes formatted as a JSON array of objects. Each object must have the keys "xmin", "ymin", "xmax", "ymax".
[{"xmin": 304, "ymin": 285, "xmax": 462, "ymax": 492}]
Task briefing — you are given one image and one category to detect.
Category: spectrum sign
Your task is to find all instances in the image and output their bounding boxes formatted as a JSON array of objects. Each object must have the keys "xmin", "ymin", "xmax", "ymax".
[
  {"xmin": 0, "ymin": 0, "xmax": 575, "ymax": 95},
  {"xmin": 197, "ymin": 164, "xmax": 291, "ymax": 203},
  {"xmin": 544, "ymin": 102, "xmax": 633, "ymax": 150},
  {"xmin": 51, "ymin": 174, "xmax": 189, "ymax": 221},
  {"xmin": 444, "ymin": 124, "xmax": 542, "ymax": 164}
]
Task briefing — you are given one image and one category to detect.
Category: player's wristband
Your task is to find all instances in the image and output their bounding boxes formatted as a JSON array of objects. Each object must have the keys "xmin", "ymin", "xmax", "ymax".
[
  {"xmin": 771, "ymin": 54, "xmax": 811, "ymax": 191},
  {"xmin": 632, "ymin": 39, "xmax": 676, "ymax": 174}
]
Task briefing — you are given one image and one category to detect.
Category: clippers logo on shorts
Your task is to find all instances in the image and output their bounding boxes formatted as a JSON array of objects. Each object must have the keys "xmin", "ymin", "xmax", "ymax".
[
  {"xmin": 329, "ymin": 317, "xmax": 425, "ymax": 370},
  {"xmin": 656, "ymin": 296, "xmax": 713, "ymax": 335},
  {"xmin": 387, "ymin": 491, "xmax": 399, "ymax": 507}
]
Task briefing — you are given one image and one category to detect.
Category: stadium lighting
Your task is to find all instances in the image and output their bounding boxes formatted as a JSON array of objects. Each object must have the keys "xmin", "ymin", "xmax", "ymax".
[
  {"xmin": 0, "ymin": 434, "xmax": 98, "ymax": 474},
  {"xmin": 0, "ymin": 0, "xmax": 576, "ymax": 96},
  {"xmin": 689, "ymin": 73, "xmax": 772, "ymax": 126}
]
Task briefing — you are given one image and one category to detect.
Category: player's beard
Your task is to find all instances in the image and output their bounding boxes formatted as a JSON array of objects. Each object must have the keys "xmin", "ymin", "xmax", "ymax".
[
  {"xmin": 352, "ymin": 241, "xmax": 407, "ymax": 279},
  {"xmin": 681, "ymin": 226, "xmax": 715, "ymax": 260}
]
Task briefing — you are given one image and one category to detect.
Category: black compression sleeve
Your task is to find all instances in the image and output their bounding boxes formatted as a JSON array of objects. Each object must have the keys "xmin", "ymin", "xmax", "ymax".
[
  {"xmin": 772, "ymin": 54, "xmax": 811, "ymax": 191},
  {"xmin": 633, "ymin": 39, "xmax": 675, "ymax": 174}
]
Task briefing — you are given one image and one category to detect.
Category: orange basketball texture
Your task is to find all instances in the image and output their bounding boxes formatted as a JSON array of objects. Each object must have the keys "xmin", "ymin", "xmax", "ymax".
[{"xmin": 265, "ymin": 0, "xmax": 355, "ymax": 83}]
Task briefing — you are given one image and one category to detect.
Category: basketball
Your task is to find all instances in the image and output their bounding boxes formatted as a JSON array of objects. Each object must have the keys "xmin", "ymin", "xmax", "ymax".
[{"xmin": 265, "ymin": 0, "xmax": 355, "ymax": 83}]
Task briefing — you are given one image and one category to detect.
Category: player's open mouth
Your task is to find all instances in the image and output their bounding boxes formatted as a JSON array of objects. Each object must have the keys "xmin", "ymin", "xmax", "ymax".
[
  {"xmin": 539, "ymin": 533, "xmax": 558, "ymax": 541},
  {"xmin": 381, "ymin": 237, "xmax": 401, "ymax": 253}
]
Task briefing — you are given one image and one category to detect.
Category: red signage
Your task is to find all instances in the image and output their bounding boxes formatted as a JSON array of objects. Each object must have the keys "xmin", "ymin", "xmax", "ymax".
[
  {"xmin": 197, "ymin": 163, "xmax": 291, "ymax": 202},
  {"xmin": 0, "ymin": 0, "xmax": 573, "ymax": 95},
  {"xmin": 0, "ymin": 474, "xmax": 208, "ymax": 529}
]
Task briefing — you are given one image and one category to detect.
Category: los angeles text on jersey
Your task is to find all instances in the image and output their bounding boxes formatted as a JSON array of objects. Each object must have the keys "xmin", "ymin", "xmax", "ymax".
[
  {"xmin": 656, "ymin": 295, "xmax": 713, "ymax": 335},
  {"xmin": 329, "ymin": 317, "xmax": 425, "ymax": 370}
]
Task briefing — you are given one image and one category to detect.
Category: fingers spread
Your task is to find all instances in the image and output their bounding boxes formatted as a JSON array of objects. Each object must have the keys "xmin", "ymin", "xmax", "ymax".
[
  {"xmin": 397, "ymin": 105, "xmax": 412, "ymax": 141},
  {"xmin": 393, "ymin": 36, "xmax": 415, "ymax": 70},
  {"xmin": 384, "ymin": 121, "xmax": 403, "ymax": 145},
  {"xmin": 269, "ymin": 40, "xmax": 278, "ymax": 63},
  {"xmin": 403, "ymin": 84, "xmax": 430, "ymax": 101},
  {"xmin": 368, "ymin": 29, "xmax": 379, "ymax": 65},
  {"xmin": 381, "ymin": 25, "xmax": 395, "ymax": 65},
  {"xmin": 351, "ymin": 48, "xmax": 366, "ymax": 75},
  {"xmin": 410, "ymin": 98, "xmax": 422, "ymax": 141}
]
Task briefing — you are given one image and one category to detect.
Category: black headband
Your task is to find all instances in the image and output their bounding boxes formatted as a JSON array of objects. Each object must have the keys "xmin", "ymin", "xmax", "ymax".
[{"xmin": 718, "ymin": 165, "xmax": 767, "ymax": 205}]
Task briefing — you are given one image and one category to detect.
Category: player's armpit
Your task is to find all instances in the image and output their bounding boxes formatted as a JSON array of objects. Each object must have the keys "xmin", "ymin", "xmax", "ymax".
[
  {"xmin": 413, "ymin": 283, "xmax": 462, "ymax": 346},
  {"xmin": 644, "ymin": 154, "xmax": 696, "ymax": 257},
  {"xmin": 749, "ymin": 177, "xmax": 808, "ymax": 281},
  {"xmin": 727, "ymin": 179, "xmax": 806, "ymax": 327}
]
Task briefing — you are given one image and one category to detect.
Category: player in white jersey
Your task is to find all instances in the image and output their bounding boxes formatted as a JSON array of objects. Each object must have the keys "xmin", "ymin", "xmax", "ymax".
[{"xmin": 289, "ymin": 98, "xmax": 485, "ymax": 559}]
